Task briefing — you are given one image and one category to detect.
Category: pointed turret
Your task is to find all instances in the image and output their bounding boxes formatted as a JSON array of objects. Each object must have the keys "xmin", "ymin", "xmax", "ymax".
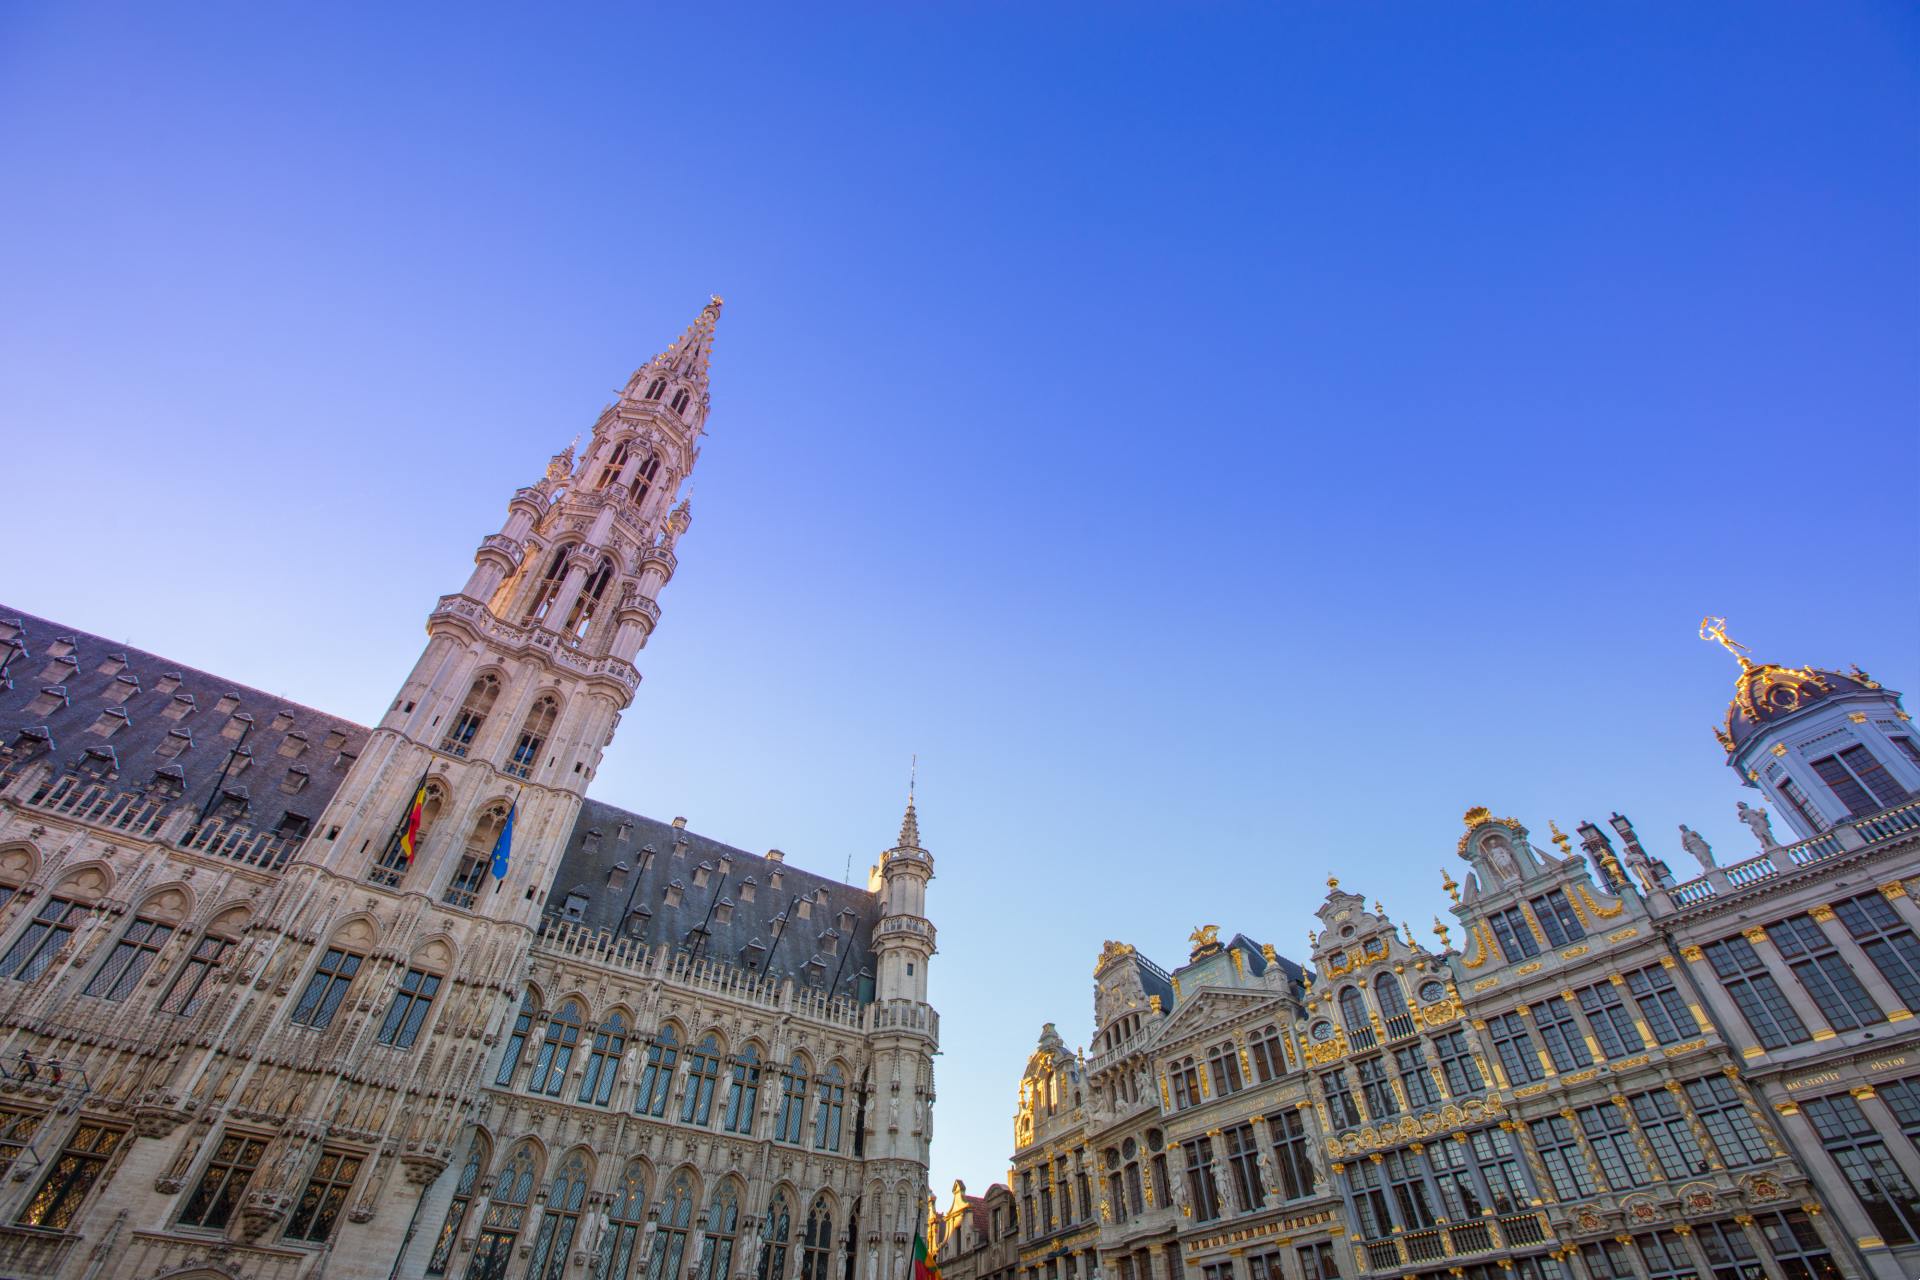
[
  {"xmin": 897, "ymin": 795, "xmax": 922, "ymax": 852},
  {"xmin": 621, "ymin": 296, "xmax": 723, "ymax": 412}
]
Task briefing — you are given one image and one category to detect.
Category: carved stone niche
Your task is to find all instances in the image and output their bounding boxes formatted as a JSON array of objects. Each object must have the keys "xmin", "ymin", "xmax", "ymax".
[{"xmin": 403, "ymin": 1153, "xmax": 450, "ymax": 1187}]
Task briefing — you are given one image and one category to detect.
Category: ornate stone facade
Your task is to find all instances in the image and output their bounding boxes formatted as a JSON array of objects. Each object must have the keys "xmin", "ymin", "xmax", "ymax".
[
  {"xmin": 989, "ymin": 637, "xmax": 1920, "ymax": 1280},
  {"xmin": 0, "ymin": 299, "xmax": 937, "ymax": 1280}
]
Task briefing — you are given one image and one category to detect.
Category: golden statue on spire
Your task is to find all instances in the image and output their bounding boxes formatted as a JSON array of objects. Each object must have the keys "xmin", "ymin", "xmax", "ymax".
[{"xmin": 1699, "ymin": 616, "xmax": 1754, "ymax": 668}]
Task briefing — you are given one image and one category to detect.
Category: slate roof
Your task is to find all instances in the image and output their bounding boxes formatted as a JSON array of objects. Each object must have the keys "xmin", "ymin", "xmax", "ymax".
[
  {"xmin": 0, "ymin": 608, "xmax": 367, "ymax": 858},
  {"xmin": 0, "ymin": 605, "xmax": 881, "ymax": 1000},
  {"xmin": 549, "ymin": 799, "xmax": 881, "ymax": 1002}
]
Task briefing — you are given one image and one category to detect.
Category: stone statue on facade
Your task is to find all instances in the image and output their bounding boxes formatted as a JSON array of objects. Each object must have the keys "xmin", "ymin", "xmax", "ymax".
[
  {"xmin": 1737, "ymin": 801, "xmax": 1781, "ymax": 851},
  {"xmin": 1482, "ymin": 835, "xmax": 1519, "ymax": 881},
  {"xmin": 1678, "ymin": 824, "xmax": 1715, "ymax": 871}
]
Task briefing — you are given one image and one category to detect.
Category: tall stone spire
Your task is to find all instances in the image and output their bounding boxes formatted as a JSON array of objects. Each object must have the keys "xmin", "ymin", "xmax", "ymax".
[
  {"xmin": 897, "ymin": 795, "xmax": 922, "ymax": 852},
  {"xmin": 625, "ymin": 295, "xmax": 723, "ymax": 399}
]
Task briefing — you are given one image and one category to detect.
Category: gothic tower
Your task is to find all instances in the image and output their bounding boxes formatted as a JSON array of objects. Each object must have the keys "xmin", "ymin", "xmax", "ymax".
[
  {"xmin": 122, "ymin": 299, "xmax": 726, "ymax": 1264},
  {"xmin": 862, "ymin": 797, "xmax": 939, "ymax": 1280}
]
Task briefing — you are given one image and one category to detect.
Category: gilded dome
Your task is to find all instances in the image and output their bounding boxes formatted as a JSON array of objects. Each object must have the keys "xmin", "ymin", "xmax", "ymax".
[{"xmin": 1717, "ymin": 661, "xmax": 1882, "ymax": 754}]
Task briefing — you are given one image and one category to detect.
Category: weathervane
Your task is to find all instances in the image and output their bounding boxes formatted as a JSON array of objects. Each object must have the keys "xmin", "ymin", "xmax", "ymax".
[{"xmin": 1699, "ymin": 616, "xmax": 1753, "ymax": 668}]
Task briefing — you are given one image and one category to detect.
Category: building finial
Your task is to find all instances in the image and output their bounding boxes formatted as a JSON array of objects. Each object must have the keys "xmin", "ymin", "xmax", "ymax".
[
  {"xmin": 896, "ymin": 758, "xmax": 921, "ymax": 851},
  {"xmin": 1699, "ymin": 616, "xmax": 1754, "ymax": 670},
  {"xmin": 1441, "ymin": 867, "xmax": 1459, "ymax": 904}
]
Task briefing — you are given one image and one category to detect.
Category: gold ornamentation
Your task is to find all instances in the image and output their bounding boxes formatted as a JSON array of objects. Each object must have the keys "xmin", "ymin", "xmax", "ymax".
[
  {"xmin": 1432, "ymin": 917, "xmax": 1453, "ymax": 950},
  {"xmin": 1681, "ymin": 945, "xmax": 1706, "ymax": 963},
  {"xmin": 1770, "ymin": 744, "xmax": 1788, "ymax": 758},
  {"xmin": 1700, "ymin": 616, "xmax": 1751, "ymax": 665},
  {"xmin": 1441, "ymin": 868, "xmax": 1460, "ymax": 904},
  {"xmin": 1463, "ymin": 806, "xmax": 1491, "ymax": 828},
  {"xmin": 1742, "ymin": 927, "xmax": 1768, "ymax": 945},
  {"xmin": 1881, "ymin": 880, "xmax": 1909, "ymax": 900},
  {"xmin": 1809, "ymin": 904, "xmax": 1836, "ymax": 923},
  {"xmin": 1849, "ymin": 712, "xmax": 1869, "ymax": 723},
  {"xmin": 1188, "ymin": 924, "xmax": 1222, "ymax": 960},
  {"xmin": 1095, "ymin": 940, "xmax": 1136, "ymax": 974}
]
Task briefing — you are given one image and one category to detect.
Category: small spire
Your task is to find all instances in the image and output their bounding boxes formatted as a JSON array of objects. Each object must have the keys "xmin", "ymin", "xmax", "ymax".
[
  {"xmin": 897, "ymin": 796, "xmax": 920, "ymax": 851},
  {"xmin": 655, "ymin": 296, "xmax": 723, "ymax": 380}
]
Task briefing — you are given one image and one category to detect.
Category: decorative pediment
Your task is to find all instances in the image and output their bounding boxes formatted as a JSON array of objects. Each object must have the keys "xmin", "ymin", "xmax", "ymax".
[{"xmin": 1144, "ymin": 986, "xmax": 1281, "ymax": 1051}]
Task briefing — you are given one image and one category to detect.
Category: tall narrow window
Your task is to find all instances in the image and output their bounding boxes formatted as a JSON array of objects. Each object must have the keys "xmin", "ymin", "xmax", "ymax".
[
  {"xmin": 495, "ymin": 991, "xmax": 538, "ymax": 1087},
  {"xmin": 1322, "ymin": 1068, "xmax": 1361, "ymax": 1129},
  {"xmin": 179, "ymin": 1131, "xmax": 267, "ymax": 1230},
  {"xmin": 444, "ymin": 803, "xmax": 506, "ymax": 910},
  {"xmin": 0, "ymin": 1109, "xmax": 43, "ymax": 1182},
  {"xmin": 1755, "ymin": 1209, "xmax": 1842, "ymax": 1278},
  {"xmin": 1577, "ymin": 1101, "xmax": 1654, "ymax": 1189},
  {"xmin": 1772, "ymin": 914, "xmax": 1884, "ymax": 1030},
  {"xmin": 1206, "ymin": 1040, "xmax": 1243, "ymax": 1096},
  {"xmin": 579, "ymin": 1012, "xmax": 628, "ymax": 1106},
  {"xmin": 0, "ymin": 897, "xmax": 85, "ymax": 983},
  {"xmin": 596, "ymin": 440, "xmax": 632, "ymax": 490},
  {"xmin": 525, "ymin": 544, "xmax": 573, "ymax": 623},
  {"xmin": 1578, "ymin": 984, "xmax": 1646, "ymax": 1059},
  {"xmin": 284, "ymin": 1149, "xmax": 363, "ymax": 1242},
  {"xmin": 682, "ymin": 1034, "xmax": 723, "ymax": 1125},
  {"xmin": 698, "ymin": 1184, "xmax": 741, "ymax": 1280},
  {"xmin": 600, "ymin": 1160, "xmax": 649, "ymax": 1280},
  {"xmin": 1355, "ymin": 1056, "xmax": 1398, "ymax": 1118},
  {"xmin": 1181, "ymin": 1136, "xmax": 1221, "ymax": 1221},
  {"xmin": 563, "ymin": 559, "xmax": 614, "ymax": 640},
  {"xmin": 1382, "ymin": 1148, "xmax": 1435, "ymax": 1228},
  {"xmin": 1624, "ymin": 966, "xmax": 1701, "ymax": 1045},
  {"xmin": 1704, "ymin": 936, "xmax": 1810, "ymax": 1049},
  {"xmin": 1629, "ymin": 1090, "xmax": 1708, "ymax": 1179},
  {"xmin": 724, "ymin": 1045, "xmax": 762, "ymax": 1134},
  {"xmin": 429, "ymin": 1136, "xmax": 488, "ymax": 1275},
  {"xmin": 82, "ymin": 916, "xmax": 175, "ymax": 1000},
  {"xmin": 1529, "ymin": 889, "xmax": 1587, "ymax": 945},
  {"xmin": 1810, "ymin": 745, "xmax": 1908, "ymax": 816},
  {"xmin": 1801, "ymin": 1093, "xmax": 1920, "ymax": 1244},
  {"xmin": 760, "ymin": 1190, "xmax": 793, "ymax": 1280},
  {"xmin": 1345, "ymin": 1158, "xmax": 1390, "ymax": 1238},
  {"xmin": 1268, "ymin": 1109, "xmax": 1316, "ymax": 1200},
  {"xmin": 1471, "ymin": 1128, "xmax": 1530, "ymax": 1213},
  {"xmin": 1425, "ymin": 1137, "xmax": 1484, "ymax": 1220},
  {"xmin": 375, "ymin": 784, "xmax": 443, "ymax": 884},
  {"xmin": 1684, "ymin": 1075, "xmax": 1774, "ymax": 1169},
  {"xmin": 799, "ymin": 1195, "xmax": 834, "ymax": 1280},
  {"xmin": 1248, "ymin": 1024, "xmax": 1285, "ymax": 1081},
  {"xmin": 530, "ymin": 1000, "xmax": 584, "ymax": 1096},
  {"xmin": 1529, "ymin": 1114, "xmax": 1599, "ymax": 1199},
  {"xmin": 1433, "ymin": 1029, "xmax": 1484, "ymax": 1094},
  {"xmin": 776, "ymin": 1054, "xmax": 809, "ymax": 1142},
  {"xmin": 1487, "ymin": 906, "xmax": 1541, "ymax": 963},
  {"xmin": 671, "ymin": 387, "xmax": 692, "ymax": 414},
  {"xmin": 506, "ymin": 695, "xmax": 559, "ymax": 780},
  {"xmin": 1486, "ymin": 1012, "xmax": 1544, "ymax": 1084},
  {"xmin": 1338, "ymin": 986, "xmax": 1370, "ymax": 1035},
  {"xmin": 528, "ymin": 1151, "xmax": 590, "ymax": 1280},
  {"xmin": 1169, "ymin": 1056, "xmax": 1201, "ymax": 1109},
  {"xmin": 1394, "ymin": 1042, "xmax": 1440, "ymax": 1109},
  {"xmin": 290, "ymin": 948, "xmax": 361, "ymax": 1029},
  {"xmin": 636, "ymin": 1025, "xmax": 680, "ymax": 1117},
  {"xmin": 1834, "ymin": 892, "xmax": 1920, "ymax": 1014},
  {"xmin": 16, "ymin": 1123, "xmax": 124, "ymax": 1230},
  {"xmin": 1777, "ymin": 774, "xmax": 1829, "ymax": 833},
  {"xmin": 377, "ymin": 968, "xmax": 442, "ymax": 1048},
  {"xmin": 467, "ymin": 1145, "xmax": 537, "ymax": 1280},
  {"xmin": 645, "ymin": 377, "xmax": 667, "ymax": 401},
  {"xmin": 1222, "ymin": 1123, "xmax": 1263, "ymax": 1212},
  {"xmin": 159, "ymin": 931, "xmax": 235, "ymax": 1016},
  {"xmin": 630, "ymin": 452, "xmax": 661, "ymax": 506},
  {"xmin": 646, "ymin": 1172, "xmax": 696, "ymax": 1280},
  {"xmin": 813, "ymin": 1064, "xmax": 846, "ymax": 1150},
  {"xmin": 441, "ymin": 674, "xmax": 500, "ymax": 757}
]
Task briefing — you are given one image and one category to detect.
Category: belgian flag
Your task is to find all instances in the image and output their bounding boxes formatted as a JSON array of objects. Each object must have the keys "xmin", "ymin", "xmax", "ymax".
[{"xmin": 397, "ymin": 772, "xmax": 430, "ymax": 865}]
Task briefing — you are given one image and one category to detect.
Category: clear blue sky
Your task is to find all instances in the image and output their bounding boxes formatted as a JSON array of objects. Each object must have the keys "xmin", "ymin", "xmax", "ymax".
[{"xmin": 2, "ymin": 2, "xmax": 1915, "ymax": 1199}]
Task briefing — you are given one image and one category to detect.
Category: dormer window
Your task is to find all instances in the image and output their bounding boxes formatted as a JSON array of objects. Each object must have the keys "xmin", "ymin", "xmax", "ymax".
[
  {"xmin": 664, "ymin": 880, "xmax": 684, "ymax": 907},
  {"xmin": 222, "ymin": 713, "xmax": 253, "ymax": 740},
  {"xmin": 40, "ymin": 655, "xmax": 76, "ymax": 682},
  {"xmin": 281, "ymin": 765, "xmax": 310, "ymax": 795},
  {"xmin": 606, "ymin": 862, "xmax": 629, "ymax": 893},
  {"xmin": 96, "ymin": 654, "xmax": 125, "ymax": 677},
  {"xmin": 154, "ymin": 672, "xmax": 180, "ymax": 694},
  {"xmin": 323, "ymin": 728, "xmax": 347, "ymax": 752},
  {"xmin": 105, "ymin": 674, "xmax": 139, "ymax": 704},
  {"xmin": 214, "ymin": 694, "xmax": 240, "ymax": 715},
  {"xmin": 563, "ymin": 891, "xmax": 589, "ymax": 920},
  {"xmin": 270, "ymin": 711, "xmax": 295, "ymax": 731},
  {"xmin": 89, "ymin": 708, "xmax": 128, "ymax": 738},
  {"xmin": 820, "ymin": 929, "xmax": 840, "ymax": 956},
  {"xmin": 163, "ymin": 694, "xmax": 196, "ymax": 721},
  {"xmin": 714, "ymin": 898, "xmax": 735, "ymax": 925},
  {"xmin": 45, "ymin": 637, "xmax": 74, "ymax": 659},
  {"xmin": 26, "ymin": 687, "xmax": 66, "ymax": 718},
  {"xmin": 156, "ymin": 729, "xmax": 192, "ymax": 760},
  {"xmin": 278, "ymin": 732, "xmax": 309, "ymax": 759},
  {"xmin": 740, "ymin": 877, "xmax": 757, "ymax": 904}
]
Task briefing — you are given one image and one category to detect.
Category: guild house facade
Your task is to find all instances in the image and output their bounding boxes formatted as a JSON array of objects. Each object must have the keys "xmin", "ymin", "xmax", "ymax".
[
  {"xmin": 0, "ymin": 299, "xmax": 939, "ymax": 1280},
  {"xmin": 972, "ymin": 626, "xmax": 1919, "ymax": 1280}
]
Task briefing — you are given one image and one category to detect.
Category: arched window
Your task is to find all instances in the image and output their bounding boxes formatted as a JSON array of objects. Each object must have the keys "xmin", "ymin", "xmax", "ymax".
[
  {"xmin": 1169, "ymin": 1056, "xmax": 1201, "ymax": 1110},
  {"xmin": 444, "ymin": 802, "xmax": 509, "ymax": 909},
  {"xmin": 428, "ymin": 1132, "xmax": 489, "ymax": 1274},
  {"xmin": 290, "ymin": 946, "xmax": 362, "ymax": 1029},
  {"xmin": 1375, "ymin": 972, "xmax": 1407, "ymax": 1017},
  {"xmin": 563, "ymin": 559, "xmax": 615, "ymax": 639},
  {"xmin": 82, "ymin": 914, "xmax": 176, "ymax": 1000},
  {"xmin": 776, "ymin": 1054, "xmax": 809, "ymax": 1143},
  {"xmin": 759, "ymin": 1190, "xmax": 793, "ymax": 1280},
  {"xmin": 798, "ymin": 1195, "xmax": 833, "ymax": 1280},
  {"xmin": 682, "ymin": 1033, "xmax": 723, "ymax": 1125},
  {"xmin": 697, "ymin": 1183, "xmax": 741, "ymax": 1280},
  {"xmin": 467, "ymin": 1143, "xmax": 537, "ymax": 1280},
  {"xmin": 1122, "ymin": 1137, "xmax": 1144, "ymax": 1217},
  {"xmin": 645, "ymin": 1170, "xmax": 696, "ymax": 1280},
  {"xmin": 495, "ymin": 989, "xmax": 538, "ymax": 1087},
  {"xmin": 441, "ymin": 674, "xmax": 500, "ymax": 757},
  {"xmin": 528, "ymin": 1150, "xmax": 590, "ymax": 1280},
  {"xmin": 159, "ymin": 920, "xmax": 240, "ymax": 1016},
  {"xmin": 373, "ymin": 782, "xmax": 445, "ymax": 885},
  {"xmin": 530, "ymin": 1000, "xmax": 583, "ymax": 1096},
  {"xmin": 579, "ymin": 1011, "xmax": 628, "ymax": 1106},
  {"xmin": 506, "ymin": 695, "xmax": 559, "ymax": 780},
  {"xmin": 645, "ymin": 377, "xmax": 667, "ymax": 402},
  {"xmin": 526, "ymin": 544, "xmax": 573, "ymax": 623},
  {"xmin": 1206, "ymin": 1040, "xmax": 1243, "ymax": 1096},
  {"xmin": 724, "ymin": 1045, "xmax": 761, "ymax": 1134},
  {"xmin": 670, "ymin": 387, "xmax": 692, "ymax": 415},
  {"xmin": 1339, "ymin": 986, "xmax": 1370, "ymax": 1035},
  {"xmin": 636, "ymin": 1024, "xmax": 679, "ymax": 1117},
  {"xmin": 600, "ymin": 1160, "xmax": 649, "ymax": 1280},
  {"xmin": 811, "ymin": 1064, "xmax": 846, "ymax": 1151},
  {"xmin": 596, "ymin": 441, "xmax": 632, "ymax": 491},
  {"xmin": 629, "ymin": 452, "xmax": 662, "ymax": 506}
]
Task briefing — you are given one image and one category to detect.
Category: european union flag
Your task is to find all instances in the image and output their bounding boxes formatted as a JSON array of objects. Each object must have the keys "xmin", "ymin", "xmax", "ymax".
[{"xmin": 491, "ymin": 801, "xmax": 516, "ymax": 880}]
